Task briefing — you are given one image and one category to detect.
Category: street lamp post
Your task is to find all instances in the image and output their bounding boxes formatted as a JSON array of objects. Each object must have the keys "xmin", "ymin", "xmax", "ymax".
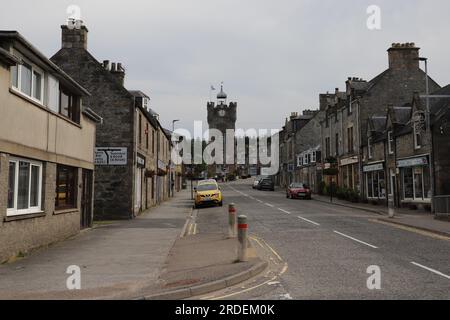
[
  {"xmin": 170, "ymin": 120, "xmax": 180, "ymax": 198},
  {"xmin": 417, "ymin": 57, "xmax": 434, "ymax": 212}
]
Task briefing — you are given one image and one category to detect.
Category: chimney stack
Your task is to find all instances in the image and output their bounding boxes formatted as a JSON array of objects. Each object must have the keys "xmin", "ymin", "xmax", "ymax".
[
  {"xmin": 61, "ymin": 23, "xmax": 88, "ymax": 49},
  {"xmin": 110, "ymin": 62, "xmax": 125, "ymax": 86},
  {"xmin": 388, "ymin": 42, "xmax": 420, "ymax": 70}
]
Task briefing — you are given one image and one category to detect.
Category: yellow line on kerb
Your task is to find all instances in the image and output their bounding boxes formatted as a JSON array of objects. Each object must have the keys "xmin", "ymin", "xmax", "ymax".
[{"xmin": 371, "ymin": 219, "xmax": 450, "ymax": 241}]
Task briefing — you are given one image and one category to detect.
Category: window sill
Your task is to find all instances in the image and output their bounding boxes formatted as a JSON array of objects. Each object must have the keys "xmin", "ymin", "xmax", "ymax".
[
  {"xmin": 4, "ymin": 211, "xmax": 46, "ymax": 222},
  {"xmin": 9, "ymin": 88, "xmax": 82, "ymax": 129},
  {"xmin": 53, "ymin": 208, "xmax": 79, "ymax": 215}
]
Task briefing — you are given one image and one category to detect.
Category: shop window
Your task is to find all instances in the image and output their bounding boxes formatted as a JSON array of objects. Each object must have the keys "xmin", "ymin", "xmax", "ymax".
[
  {"xmin": 414, "ymin": 167, "xmax": 424, "ymax": 199},
  {"xmin": 402, "ymin": 168, "xmax": 414, "ymax": 199},
  {"xmin": 55, "ymin": 165, "xmax": 78, "ymax": 210},
  {"xmin": 367, "ymin": 172, "xmax": 373, "ymax": 198},
  {"xmin": 7, "ymin": 158, "xmax": 43, "ymax": 216}
]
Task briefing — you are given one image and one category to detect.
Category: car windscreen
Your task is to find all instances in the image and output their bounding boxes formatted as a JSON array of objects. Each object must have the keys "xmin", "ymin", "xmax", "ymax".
[
  {"xmin": 197, "ymin": 184, "xmax": 218, "ymax": 191},
  {"xmin": 290, "ymin": 183, "xmax": 306, "ymax": 188}
]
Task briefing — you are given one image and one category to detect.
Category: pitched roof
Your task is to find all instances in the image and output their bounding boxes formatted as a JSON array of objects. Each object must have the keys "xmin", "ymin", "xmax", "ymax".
[
  {"xmin": 129, "ymin": 90, "xmax": 150, "ymax": 99},
  {"xmin": 0, "ymin": 30, "xmax": 90, "ymax": 96},
  {"xmin": 430, "ymin": 84, "xmax": 450, "ymax": 115}
]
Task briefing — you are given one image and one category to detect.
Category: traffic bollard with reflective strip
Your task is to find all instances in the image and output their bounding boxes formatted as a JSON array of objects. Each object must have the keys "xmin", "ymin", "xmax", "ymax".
[
  {"xmin": 228, "ymin": 203, "xmax": 237, "ymax": 238},
  {"xmin": 237, "ymin": 215, "xmax": 248, "ymax": 262}
]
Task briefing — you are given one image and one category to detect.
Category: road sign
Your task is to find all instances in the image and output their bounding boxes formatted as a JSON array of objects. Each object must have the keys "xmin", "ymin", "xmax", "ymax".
[{"xmin": 95, "ymin": 147, "xmax": 127, "ymax": 165}]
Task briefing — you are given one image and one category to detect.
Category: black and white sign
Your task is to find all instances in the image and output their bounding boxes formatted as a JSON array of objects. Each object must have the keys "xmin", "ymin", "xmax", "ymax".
[{"xmin": 95, "ymin": 147, "xmax": 128, "ymax": 165}]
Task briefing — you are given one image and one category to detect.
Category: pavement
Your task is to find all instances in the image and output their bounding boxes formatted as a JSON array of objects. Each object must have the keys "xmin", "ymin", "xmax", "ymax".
[
  {"xmin": 213, "ymin": 179, "xmax": 450, "ymax": 299},
  {"xmin": 312, "ymin": 194, "xmax": 450, "ymax": 237},
  {"xmin": 0, "ymin": 188, "xmax": 266, "ymax": 300}
]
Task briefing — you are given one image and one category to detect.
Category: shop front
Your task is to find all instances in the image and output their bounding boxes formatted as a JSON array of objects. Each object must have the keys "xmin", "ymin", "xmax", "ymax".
[
  {"xmin": 363, "ymin": 162, "xmax": 386, "ymax": 203},
  {"xmin": 339, "ymin": 156, "xmax": 359, "ymax": 191},
  {"xmin": 397, "ymin": 155, "xmax": 431, "ymax": 206}
]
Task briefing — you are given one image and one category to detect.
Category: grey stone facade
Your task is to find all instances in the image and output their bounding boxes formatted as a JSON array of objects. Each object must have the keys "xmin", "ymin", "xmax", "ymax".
[
  {"xmin": 320, "ymin": 43, "xmax": 440, "ymax": 196},
  {"xmin": 51, "ymin": 25, "xmax": 138, "ymax": 220}
]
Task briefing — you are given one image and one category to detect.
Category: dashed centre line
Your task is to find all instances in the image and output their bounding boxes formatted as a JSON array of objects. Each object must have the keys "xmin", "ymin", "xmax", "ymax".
[
  {"xmin": 297, "ymin": 216, "xmax": 320, "ymax": 226},
  {"xmin": 265, "ymin": 203, "xmax": 275, "ymax": 208},
  {"xmin": 278, "ymin": 208, "xmax": 291, "ymax": 214},
  {"xmin": 411, "ymin": 262, "xmax": 450, "ymax": 280},
  {"xmin": 333, "ymin": 230, "xmax": 378, "ymax": 249}
]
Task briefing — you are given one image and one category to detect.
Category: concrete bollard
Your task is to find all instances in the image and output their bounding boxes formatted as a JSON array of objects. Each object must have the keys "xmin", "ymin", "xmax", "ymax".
[
  {"xmin": 237, "ymin": 215, "xmax": 248, "ymax": 262},
  {"xmin": 228, "ymin": 203, "xmax": 237, "ymax": 238},
  {"xmin": 388, "ymin": 198, "xmax": 395, "ymax": 218}
]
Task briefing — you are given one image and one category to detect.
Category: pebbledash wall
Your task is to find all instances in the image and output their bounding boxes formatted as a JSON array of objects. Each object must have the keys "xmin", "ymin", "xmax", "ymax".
[{"xmin": 0, "ymin": 31, "xmax": 98, "ymax": 262}]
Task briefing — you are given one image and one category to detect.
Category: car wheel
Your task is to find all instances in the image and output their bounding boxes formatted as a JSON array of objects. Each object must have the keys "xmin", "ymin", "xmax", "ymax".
[
  {"xmin": 219, "ymin": 201, "xmax": 223, "ymax": 207},
  {"xmin": 286, "ymin": 193, "xmax": 289, "ymax": 198}
]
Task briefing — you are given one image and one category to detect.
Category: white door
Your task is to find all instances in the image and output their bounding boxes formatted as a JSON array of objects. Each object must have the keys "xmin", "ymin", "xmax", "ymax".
[{"xmin": 136, "ymin": 168, "xmax": 142, "ymax": 210}]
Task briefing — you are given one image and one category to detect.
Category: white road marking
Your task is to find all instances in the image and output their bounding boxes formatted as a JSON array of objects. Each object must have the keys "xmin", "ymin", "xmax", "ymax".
[
  {"xmin": 280, "ymin": 293, "xmax": 293, "ymax": 300},
  {"xmin": 297, "ymin": 216, "xmax": 320, "ymax": 226},
  {"xmin": 411, "ymin": 262, "xmax": 450, "ymax": 280},
  {"xmin": 193, "ymin": 223, "xmax": 197, "ymax": 235},
  {"xmin": 278, "ymin": 208, "xmax": 291, "ymax": 214},
  {"xmin": 333, "ymin": 230, "xmax": 378, "ymax": 249},
  {"xmin": 265, "ymin": 203, "xmax": 274, "ymax": 208}
]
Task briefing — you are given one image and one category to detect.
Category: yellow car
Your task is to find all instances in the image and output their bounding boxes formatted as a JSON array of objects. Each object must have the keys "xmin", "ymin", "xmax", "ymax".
[{"xmin": 194, "ymin": 180, "xmax": 223, "ymax": 208}]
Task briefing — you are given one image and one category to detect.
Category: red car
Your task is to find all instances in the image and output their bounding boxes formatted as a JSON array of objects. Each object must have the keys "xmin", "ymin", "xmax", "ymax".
[{"xmin": 286, "ymin": 182, "xmax": 312, "ymax": 199}]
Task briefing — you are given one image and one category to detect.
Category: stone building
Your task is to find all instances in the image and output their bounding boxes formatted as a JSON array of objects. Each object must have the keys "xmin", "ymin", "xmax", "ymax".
[
  {"xmin": 130, "ymin": 91, "xmax": 172, "ymax": 210},
  {"xmin": 361, "ymin": 114, "xmax": 389, "ymax": 205},
  {"xmin": 359, "ymin": 84, "xmax": 450, "ymax": 213},
  {"xmin": 277, "ymin": 112, "xmax": 314, "ymax": 187},
  {"xmin": 0, "ymin": 31, "xmax": 100, "ymax": 262},
  {"xmin": 321, "ymin": 43, "xmax": 440, "ymax": 196},
  {"xmin": 51, "ymin": 22, "xmax": 171, "ymax": 220},
  {"xmin": 294, "ymin": 109, "xmax": 324, "ymax": 193}
]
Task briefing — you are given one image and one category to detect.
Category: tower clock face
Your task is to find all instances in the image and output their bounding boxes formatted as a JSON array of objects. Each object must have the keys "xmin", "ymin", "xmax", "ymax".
[{"xmin": 218, "ymin": 109, "xmax": 226, "ymax": 117}]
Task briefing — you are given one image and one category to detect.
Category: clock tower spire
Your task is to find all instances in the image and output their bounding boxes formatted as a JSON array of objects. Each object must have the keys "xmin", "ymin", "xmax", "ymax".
[{"xmin": 206, "ymin": 83, "xmax": 237, "ymax": 177}]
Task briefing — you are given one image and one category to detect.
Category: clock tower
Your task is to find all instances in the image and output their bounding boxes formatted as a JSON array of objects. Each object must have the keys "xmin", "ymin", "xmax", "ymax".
[{"xmin": 207, "ymin": 84, "xmax": 237, "ymax": 176}]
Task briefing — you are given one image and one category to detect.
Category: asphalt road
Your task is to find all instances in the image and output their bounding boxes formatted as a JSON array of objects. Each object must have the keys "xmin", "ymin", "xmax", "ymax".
[{"xmin": 194, "ymin": 179, "xmax": 450, "ymax": 300}]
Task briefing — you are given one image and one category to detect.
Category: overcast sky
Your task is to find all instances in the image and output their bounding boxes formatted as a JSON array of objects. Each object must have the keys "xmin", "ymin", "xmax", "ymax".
[{"xmin": 1, "ymin": 0, "xmax": 449, "ymax": 134}]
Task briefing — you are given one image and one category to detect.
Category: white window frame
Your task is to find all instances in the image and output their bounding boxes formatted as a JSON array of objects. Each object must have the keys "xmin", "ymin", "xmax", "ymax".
[
  {"xmin": 401, "ymin": 166, "xmax": 429, "ymax": 201},
  {"xmin": 311, "ymin": 151, "xmax": 316, "ymax": 163},
  {"xmin": 413, "ymin": 125, "xmax": 421, "ymax": 150},
  {"xmin": 10, "ymin": 51, "xmax": 45, "ymax": 105},
  {"xmin": 388, "ymin": 131, "xmax": 394, "ymax": 154},
  {"xmin": 368, "ymin": 137, "xmax": 373, "ymax": 159},
  {"xmin": 7, "ymin": 157, "xmax": 43, "ymax": 217},
  {"xmin": 366, "ymin": 170, "xmax": 385, "ymax": 200}
]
